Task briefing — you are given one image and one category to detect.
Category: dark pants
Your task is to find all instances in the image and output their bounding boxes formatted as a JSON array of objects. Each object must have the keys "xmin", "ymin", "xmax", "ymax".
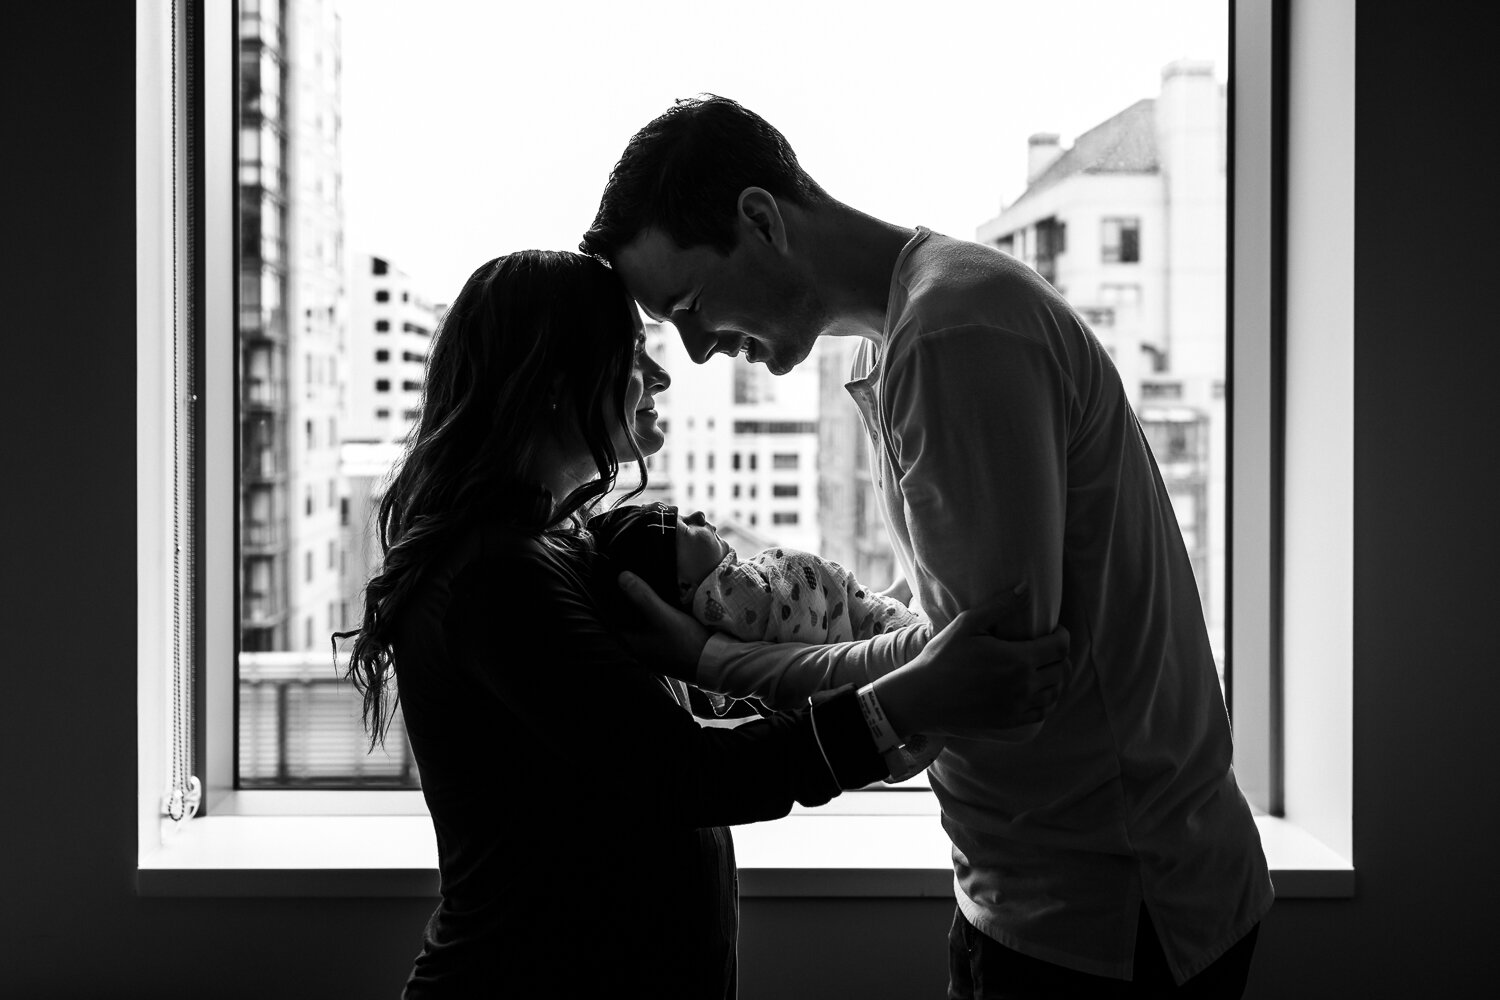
[{"xmin": 948, "ymin": 905, "xmax": 1259, "ymax": 999}]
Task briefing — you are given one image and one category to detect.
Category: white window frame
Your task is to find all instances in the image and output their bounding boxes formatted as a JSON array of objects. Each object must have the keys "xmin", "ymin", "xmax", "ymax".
[{"xmin": 138, "ymin": 0, "xmax": 1353, "ymax": 898}]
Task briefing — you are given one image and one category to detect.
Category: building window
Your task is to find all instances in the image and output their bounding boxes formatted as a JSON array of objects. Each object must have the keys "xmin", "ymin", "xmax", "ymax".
[
  {"xmin": 375, "ymin": 319, "xmax": 389, "ymax": 332},
  {"xmin": 772, "ymin": 512, "xmax": 800, "ymax": 526},
  {"xmin": 772, "ymin": 453, "xmax": 799, "ymax": 470},
  {"xmin": 732, "ymin": 453, "xmax": 741, "ymax": 470},
  {"xmin": 375, "ymin": 349, "xmax": 389, "ymax": 362},
  {"xmin": 772, "ymin": 484, "xmax": 800, "ymax": 498},
  {"xmin": 401, "ymin": 380, "xmax": 421, "ymax": 391},
  {"xmin": 733, "ymin": 420, "xmax": 817, "ymax": 434},
  {"xmin": 371, "ymin": 257, "xmax": 388, "ymax": 275},
  {"xmin": 375, "ymin": 379, "xmax": 390, "ymax": 392},
  {"xmin": 1101, "ymin": 217, "xmax": 1141, "ymax": 263},
  {"xmin": 375, "ymin": 408, "xmax": 389, "ymax": 418},
  {"xmin": 374, "ymin": 289, "xmax": 389, "ymax": 302}
]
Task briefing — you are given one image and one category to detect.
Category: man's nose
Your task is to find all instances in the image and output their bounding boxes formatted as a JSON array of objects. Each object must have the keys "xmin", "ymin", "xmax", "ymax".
[{"xmin": 675, "ymin": 320, "xmax": 718, "ymax": 365}]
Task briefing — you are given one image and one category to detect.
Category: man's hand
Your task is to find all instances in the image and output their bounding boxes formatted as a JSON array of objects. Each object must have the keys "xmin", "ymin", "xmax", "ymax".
[
  {"xmin": 615, "ymin": 571, "xmax": 712, "ymax": 682},
  {"xmin": 871, "ymin": 585, "xmax": 1068, "ymax": 740}
]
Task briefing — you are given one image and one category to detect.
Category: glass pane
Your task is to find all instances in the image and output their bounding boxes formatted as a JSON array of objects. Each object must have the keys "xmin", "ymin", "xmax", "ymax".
[{"xmin": 236, "ymin": 0, "xmax": 1228, "ymax": 789}]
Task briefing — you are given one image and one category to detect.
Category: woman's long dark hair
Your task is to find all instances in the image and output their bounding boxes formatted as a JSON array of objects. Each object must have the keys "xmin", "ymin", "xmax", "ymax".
[{"xmin": 339, "ymin": 250, "xmax": 646, "ymax": 747}]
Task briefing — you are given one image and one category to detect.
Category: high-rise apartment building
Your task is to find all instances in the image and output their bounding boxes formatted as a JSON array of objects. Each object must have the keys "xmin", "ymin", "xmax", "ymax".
[
  {"xmin": 345, "ymin": 254, "xmax": 441, "ymax": 446},
  {"xmin": 238, "ymin": 0, "xmax": 347, "ymax": 653}
]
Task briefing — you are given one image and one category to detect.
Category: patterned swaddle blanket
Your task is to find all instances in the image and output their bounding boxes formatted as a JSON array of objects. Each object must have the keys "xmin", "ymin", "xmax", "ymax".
[{"xmin": 690, "ymin": 547, "xmax": 922, "ymax": 644}]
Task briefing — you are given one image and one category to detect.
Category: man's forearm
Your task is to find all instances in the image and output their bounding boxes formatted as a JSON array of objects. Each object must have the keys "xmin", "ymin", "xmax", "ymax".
[{"xmin": 698, "ymin": 622, "xmax": 931, "ymax": 710}]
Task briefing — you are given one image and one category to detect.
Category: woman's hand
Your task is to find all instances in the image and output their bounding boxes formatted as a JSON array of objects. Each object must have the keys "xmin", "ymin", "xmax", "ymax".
[
  {"xmin": 872, "ymin": 586, "xmax": 1068, "ymax": 740},
  {"xmin": 615, "ymin": 571, "xmax": 712, "ymax": 682}
]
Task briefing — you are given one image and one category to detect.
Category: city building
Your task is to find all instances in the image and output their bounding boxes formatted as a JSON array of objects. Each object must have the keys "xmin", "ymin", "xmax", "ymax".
[
  {"xmin": 238, "ymin": 0, "xmax": 348, "ymax": 653},
  {"xmin": 345, "ymin": 253, "xmax": 442, "ymax": 447},
  {"xmin": 974, "ymin": 59, "xmax": 1228, "ymax": 663}
]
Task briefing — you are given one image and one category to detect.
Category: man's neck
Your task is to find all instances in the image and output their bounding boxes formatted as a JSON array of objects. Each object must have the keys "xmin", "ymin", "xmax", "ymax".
[{"xmin": 799, "ymin": 202, "xmax": 916, "ymax": 346}]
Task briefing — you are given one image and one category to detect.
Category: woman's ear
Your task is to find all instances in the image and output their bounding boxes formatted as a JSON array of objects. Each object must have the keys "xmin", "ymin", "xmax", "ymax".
[{"xmin": 736, "ymin": 187, "xmax": 788, "ymax": 253}]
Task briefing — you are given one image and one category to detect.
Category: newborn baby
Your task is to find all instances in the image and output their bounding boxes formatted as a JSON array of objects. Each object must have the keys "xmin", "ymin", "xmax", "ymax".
[{"xmin": 589, "ymin": 502, "xmax": 941, "ymax": 780}]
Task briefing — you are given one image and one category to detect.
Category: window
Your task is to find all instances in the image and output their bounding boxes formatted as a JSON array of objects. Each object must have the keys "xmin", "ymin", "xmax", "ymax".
[
  {"xmin": 138, "ymin": 0, "xmax": 1361, "ymax": 907},
  {"xmin": 172, "ymin": 0, "xmax": 1304, "ymax": 841},
  {"xmin": 1101, "ymin": 217, "xmax": 1141, "ymax": 263},
  {"xmin": 374, "ymin": 319, "xmax": 389, "ymax": 332},
  {"xmin": 374, "ymin": 290, "xmax": 389, "ymax": 302},
  {"xmin": 375, "ymin": 349, "xmax": 388, "ymax": 361}
]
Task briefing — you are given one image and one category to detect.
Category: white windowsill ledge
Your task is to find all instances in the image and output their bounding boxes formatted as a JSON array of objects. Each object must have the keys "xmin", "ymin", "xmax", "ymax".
[{"xmin": 137, "ymin": 792, "xmax": 1353, "ymax": 899}]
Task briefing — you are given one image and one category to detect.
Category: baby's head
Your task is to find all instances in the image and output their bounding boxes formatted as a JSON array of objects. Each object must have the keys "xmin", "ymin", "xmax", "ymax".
[{"xmin": 588, "ymin": 502, "xmax": 733, "ymax": 608}]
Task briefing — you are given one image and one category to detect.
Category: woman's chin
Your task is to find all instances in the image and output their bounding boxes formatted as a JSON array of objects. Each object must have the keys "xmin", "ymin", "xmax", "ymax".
[{"xmin": 630, "ymin": 423, "xmax": 665, "ymax": 458}]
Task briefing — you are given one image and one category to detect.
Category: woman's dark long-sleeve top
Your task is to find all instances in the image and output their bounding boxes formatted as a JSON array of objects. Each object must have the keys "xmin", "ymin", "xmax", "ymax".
[{"xmin": 393, "ymin": 521, "xmax": 887, "ymax": 998}]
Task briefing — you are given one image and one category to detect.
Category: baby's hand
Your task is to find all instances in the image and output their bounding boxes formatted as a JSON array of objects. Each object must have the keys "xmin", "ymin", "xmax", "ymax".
[{"xmin": 881, "ymin": 733, "xmax": 946, "ymax": 783}]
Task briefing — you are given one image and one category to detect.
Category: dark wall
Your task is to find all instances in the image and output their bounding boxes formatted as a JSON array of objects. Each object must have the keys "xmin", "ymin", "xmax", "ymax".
[{"xmin": 2, "ymin": 3, "xmax": 1496, "ymax": 996}]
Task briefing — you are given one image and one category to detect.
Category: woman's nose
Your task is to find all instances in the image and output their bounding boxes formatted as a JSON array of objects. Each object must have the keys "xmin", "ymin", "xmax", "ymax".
[
  {"xmin": 648, "ymin": 357, "xmax": 671, "ymax": 391},
  {"xmin": 683, "ymin": 510, "xmax": 707, "ymax": 526}
]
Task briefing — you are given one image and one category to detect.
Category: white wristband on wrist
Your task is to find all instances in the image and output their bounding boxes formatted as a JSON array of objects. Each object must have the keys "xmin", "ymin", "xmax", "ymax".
[{"xmin": 856, "ymin": 683, "xmax": 902, "ymax": 753}]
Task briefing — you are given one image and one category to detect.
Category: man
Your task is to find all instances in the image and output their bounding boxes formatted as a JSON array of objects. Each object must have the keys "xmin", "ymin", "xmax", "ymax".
[{"xmin": 582, "ymin": 95, "xmax": 1271, "ymax": 997}]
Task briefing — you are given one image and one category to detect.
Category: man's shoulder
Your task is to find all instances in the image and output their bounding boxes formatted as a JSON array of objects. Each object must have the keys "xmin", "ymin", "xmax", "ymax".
[{"xmin": 891, "ymin": 232, "xmax": 1062, "ymax": 350}]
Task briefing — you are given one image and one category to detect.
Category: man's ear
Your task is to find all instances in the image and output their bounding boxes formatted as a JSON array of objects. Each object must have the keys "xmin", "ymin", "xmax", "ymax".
[{"xmin": 736, "ymin": 187, "xmax": 788, "ymax": 253}]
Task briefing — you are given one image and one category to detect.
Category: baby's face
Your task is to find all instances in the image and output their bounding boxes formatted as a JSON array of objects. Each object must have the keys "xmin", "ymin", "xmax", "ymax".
[{"xmin": 675, "ymin": 509, "xmax": 731, "ymax": 605}]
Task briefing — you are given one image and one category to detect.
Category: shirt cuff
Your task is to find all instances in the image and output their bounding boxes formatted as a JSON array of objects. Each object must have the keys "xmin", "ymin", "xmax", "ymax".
[{"xmin": 807, "ymin": 687, "xmax": 889, "ymax": 789}]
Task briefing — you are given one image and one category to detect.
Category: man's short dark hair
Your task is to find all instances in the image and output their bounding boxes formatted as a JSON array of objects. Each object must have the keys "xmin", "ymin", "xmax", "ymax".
[{"xmin": 580, "ymin": 94, "xmax": 830, "ymax": 261}]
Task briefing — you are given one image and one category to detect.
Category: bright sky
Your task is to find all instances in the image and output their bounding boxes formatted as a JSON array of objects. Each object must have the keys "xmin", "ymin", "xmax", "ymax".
[{"xmin": 339, "ymin": 0, "xmax": 1227, "ymax": 303}]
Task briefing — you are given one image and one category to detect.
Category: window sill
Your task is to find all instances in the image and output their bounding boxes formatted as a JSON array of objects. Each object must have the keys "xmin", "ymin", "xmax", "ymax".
[{"xmin": 137, "ymin": 791, "xmax": 1353, "ymax": 899}]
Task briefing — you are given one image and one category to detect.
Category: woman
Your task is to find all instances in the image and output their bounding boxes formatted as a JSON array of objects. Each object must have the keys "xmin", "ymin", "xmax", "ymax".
[{"xmin": 342, "ymin": 250, "xmax": 1063, "ymax": 997}]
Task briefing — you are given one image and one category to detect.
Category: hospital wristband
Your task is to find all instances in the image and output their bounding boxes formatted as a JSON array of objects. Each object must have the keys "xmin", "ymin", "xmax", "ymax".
[{"xmin": 856, "ymin": 683, "xmax": 902, "ymax": 754}]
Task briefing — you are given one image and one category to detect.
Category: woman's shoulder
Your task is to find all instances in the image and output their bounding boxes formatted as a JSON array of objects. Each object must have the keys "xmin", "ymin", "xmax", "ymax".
[{"xmin": 462, "ymin": 522, "xmax": 596, "ymax": 591}]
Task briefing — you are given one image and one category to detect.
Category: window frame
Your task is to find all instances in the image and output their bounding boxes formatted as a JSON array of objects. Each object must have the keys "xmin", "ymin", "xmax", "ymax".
[{"xmin": 138, "ymin": 0, "xmax": 1353, "ymax": 899}]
